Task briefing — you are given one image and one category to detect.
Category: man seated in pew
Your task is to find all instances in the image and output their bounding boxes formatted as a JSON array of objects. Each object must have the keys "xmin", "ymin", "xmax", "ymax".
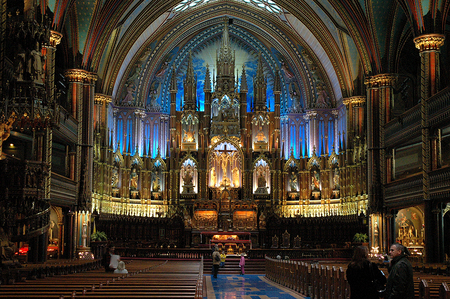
[
  {"xmin": 385, "ymin": 243, "xmax": 414, "ymax": 299},
  {"xmin": 103, "ymin": 245, "xmax": 120, "ymax": 272},
  {"xmin": 114, "ymin": 261, "xmax": 128, "ymax": 274}
]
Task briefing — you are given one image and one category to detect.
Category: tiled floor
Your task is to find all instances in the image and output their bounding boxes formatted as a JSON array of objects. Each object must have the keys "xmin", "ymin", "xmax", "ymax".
[{"xmin": 206, "ymin": 274, "xmax": 308, "ymax": 299}]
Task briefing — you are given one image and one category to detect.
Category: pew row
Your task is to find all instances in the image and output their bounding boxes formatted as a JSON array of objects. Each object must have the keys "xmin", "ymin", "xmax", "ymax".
[{"xmin": 265, "ymin": 256, "xmax": 450, "ymax": 299}]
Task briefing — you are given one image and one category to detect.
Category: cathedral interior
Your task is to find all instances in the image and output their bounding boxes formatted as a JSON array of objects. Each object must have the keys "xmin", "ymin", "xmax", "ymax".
[{"xmin": 1, "ymin": 0, "xmax": 450, "ymax": 265}]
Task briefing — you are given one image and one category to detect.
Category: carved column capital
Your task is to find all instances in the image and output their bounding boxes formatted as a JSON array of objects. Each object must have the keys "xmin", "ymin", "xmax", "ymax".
[
  {"xmin": 94, "ymin": 93, "xmax": 112, "ymax": 105},
  {"xmin": 343, "ymin": 96, "xmax": 366, "ymax": 107},
  {"xmin": 64, "ymin": 69, "xmax": 88, "ymax": 82},
  {"xmin": 414, "ymin": 34, "xmax": 445, "ymax": 52},
  {"xmin": 49, "ymin": 31, "xmax": 63, "ymax": 47},
  {"xmin": 364, "ymin": 74, "xmax": 397, "ymax": 88}
]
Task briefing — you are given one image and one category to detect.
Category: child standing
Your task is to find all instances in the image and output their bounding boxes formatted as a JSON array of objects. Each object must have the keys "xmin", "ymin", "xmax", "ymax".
[
  {"xmin": 239, "ymin": 253, "xmax": 245, "ymax": 275},
  {"xmin": 220, "ymin": 251, "xmax": 226, "ymax": 268}
]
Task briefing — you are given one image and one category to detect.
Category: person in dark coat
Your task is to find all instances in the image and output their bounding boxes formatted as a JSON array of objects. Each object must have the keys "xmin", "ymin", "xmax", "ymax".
[
  {"xmin": 385, "ymin": 243, "xmax": 414, "ymax": 299},
  {"xmin": 102, "ymin": 245, "xmax": 116, "ymax": 272},
  {"xmin": 212, "ymin": 247, "xmax": 221, "ymax": 278},
  {"xmin": 346, "ymin": 245, "xmax": 386, "ymax": 299}
]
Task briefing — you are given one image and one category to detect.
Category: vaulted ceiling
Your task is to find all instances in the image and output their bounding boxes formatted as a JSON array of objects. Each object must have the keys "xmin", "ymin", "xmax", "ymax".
[{"xmin": 49, "ymin": 0, "xmax": 449, "ymax": 109}]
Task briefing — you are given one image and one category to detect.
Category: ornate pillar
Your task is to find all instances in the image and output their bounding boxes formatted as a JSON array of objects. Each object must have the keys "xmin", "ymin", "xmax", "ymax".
[
  {"xmin": 94, "ymin": 93, "xmax": 112, "ymax": 145},
  {"xmin": 414, "ymin": 34, "xmax": 445, "ymax": 99},
  {"xmin": 47, "ymin": 31, "xmax": 63, "ymax": 104},
  {"xmin": 414, "ymin": 34, "xmax": 445, "ymax": 263},
  {"xmin": 364, "ymin": 74, "xmax": 396, "ymax": 214}
]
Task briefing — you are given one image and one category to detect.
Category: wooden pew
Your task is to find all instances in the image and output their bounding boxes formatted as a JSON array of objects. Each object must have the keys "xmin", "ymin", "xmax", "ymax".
[
  {"xmin": 0, "ymin": 260, "xmax": 201, "ymax": 299},
  {"xmin": 440, "ymin": 282, "xmax": 450, "ymax": 299}
]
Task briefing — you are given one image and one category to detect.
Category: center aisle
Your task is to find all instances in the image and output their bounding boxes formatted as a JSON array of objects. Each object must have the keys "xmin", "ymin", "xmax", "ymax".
[{"xmin": 205, "ymin": 274, "xmax": 307, "ymax": 299}]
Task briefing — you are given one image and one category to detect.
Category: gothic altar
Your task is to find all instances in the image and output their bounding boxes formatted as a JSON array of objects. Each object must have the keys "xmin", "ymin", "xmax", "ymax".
[{"xmin": 91, "ymin": 19, "xmax": 368, "ymax": 248}]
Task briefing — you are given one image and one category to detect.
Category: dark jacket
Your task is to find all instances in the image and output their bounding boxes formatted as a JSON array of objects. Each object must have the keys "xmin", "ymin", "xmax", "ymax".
[
  {"xmin": 346, "ymin": 260, "xmax": 387, "ymax": 299},
  {"xmin": 385, "ymin": 254, "xmax": 414, "ymax": 299}
]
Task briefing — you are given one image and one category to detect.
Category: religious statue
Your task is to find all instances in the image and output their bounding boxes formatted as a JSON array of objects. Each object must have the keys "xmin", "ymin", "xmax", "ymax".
[
  {"xmin": 333, "ymin": 168, "xmax": 340, "ymax": 190},
  {"xmin": 183, "ymin": 167, "xmax": 194, "ymax": 186},
  {"xmin": 28, "ymin": 42, "xmax": 45, "ymax": 84},
  {"xmin": 280, "ymin": 60, "xmax": 295, "ymax": 79},
  {"xmin": 255, "ymin": 128, "xmax": 266, "ymax": 143},
  {"xmin": 373, "ymin": 222, "xmax": 379, "ymax": 248},
  {"xmin": 258, "ymin": 173, "xmax": 266, "ymax": 188},
  {"xmin": 210, "ymin": 167, "xmax": 217, "ymax": 187},
  {"xmin": 182, "ymin": 165, "xmax": 195, "ymax": 194},
  {"xmin": 130, "ymin": 168, "xmax": 139, "ymax": 190},
  {"xmin": 316, "ymin": 85, "xmax": 329, "ymax": 108},
  {"xmin": 148, "ymin": 82, "xmax": 161, "ymax": 110},
  {"xmin": 152, "ymin": 175, "xmax": 161, "ymax": 192},
  {"xmin": 220, "ymin": 154, "xmax": 231, "ymax": 186},
  {"xmin": 0, "ymin": 227, "xmax": 16, "ymax": 260},
  {"xmin": 122, "ymin": 83, "xmax": 135, "ymax": 104},
  {"xmin": 49, "ymin": 220, "xmax": 56, "ymax": 244},
  {"xmin": 183, "ymin": 128, "xmax": 195, "ymax": 142},
  {"xmin": 111, "ymin": 168, "xmax": 119, "ymax": 188},
  {"xmin": 0, "ymin": 112, "xmax": 17, "ymax": 159},
  {"xmin": 311, "ymin": 170, "xmax": 320, "ymax": 190},
  {"xmin": 289, "ymin": 172, "xmax": 298, "ymax": 191},
  {"xmin": 81, "ymin": 221, "xmax": 88, "ymax": 247},
  {"xmin": 15, "ymin": 44, "xmax": 26, "ymax": 81}
]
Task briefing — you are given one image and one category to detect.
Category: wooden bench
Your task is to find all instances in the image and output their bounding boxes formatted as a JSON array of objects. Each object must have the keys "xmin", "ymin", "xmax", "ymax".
[{"xmin": 0, "ymin": 259, "xmax": 203, "ymax": 299}]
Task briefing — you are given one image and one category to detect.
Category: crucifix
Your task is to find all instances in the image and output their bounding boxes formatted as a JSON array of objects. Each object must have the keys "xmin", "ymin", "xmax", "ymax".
[{"xmin": 217, "ymin": 144, "xmax": 234, "ymax": 186}]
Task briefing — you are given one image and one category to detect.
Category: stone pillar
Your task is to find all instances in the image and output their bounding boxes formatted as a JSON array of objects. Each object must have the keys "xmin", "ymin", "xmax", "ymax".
[{"xmin": 414, "ymin": 34, "xmax": 445, "ymax": 263}]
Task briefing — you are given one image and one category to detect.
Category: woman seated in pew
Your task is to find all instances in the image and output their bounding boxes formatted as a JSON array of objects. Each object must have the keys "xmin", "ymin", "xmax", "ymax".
[
  {"xmin": 114, "ymin": 261, "xmax": 128, "ymax": 274},
  {"xmin": 346, "ymin": 245, "xmax": 386, "ymax": 299}
]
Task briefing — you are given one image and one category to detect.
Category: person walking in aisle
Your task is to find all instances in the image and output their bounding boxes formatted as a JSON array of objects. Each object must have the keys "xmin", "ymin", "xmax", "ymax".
[
  {"xmin": 385, "ymin": 243, "xmax": 414, "ymax": 299},
  {"xmin": 346, "ymin": 245, "xmax": 386, "ymax": 299},
  {"xmin": 239, "ymin": 252, "xmax": 246, "ymax": 275},
  {"xmin": 212, "ymin": 247, "xmax": 221, "ymax": 278}
]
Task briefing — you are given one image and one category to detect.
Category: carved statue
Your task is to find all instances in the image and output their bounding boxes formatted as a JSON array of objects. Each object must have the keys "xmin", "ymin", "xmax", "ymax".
[
  {"xmin": 257, "ymin": 171, "xmax": 266, "ymax": 188},
  {"xmin": 81, "ymin": 222, "xmax": 87, "ymax": 247},
  {"xmin": 111, "ymin": 168, "xmax": 119, "ymax": 187},
  {"xmin": 0, "ymin": 112, "xmax": 17, "ymax": 159},
  {"xmin": 122, "ymin": 83, "xmax": 135, "ymax": 104},
  {"xmin": 152, "ymin": 175, "xmax": 161, "ymax": 192},
  {"xmin": 316, "ymin": 85, "xmax": 329, "ymax": 108},
  {"xmin": 373, "ymin": 222, "xmax": 379, "ymax": 248},
  {"xmin": 183, "ymin": 128, "xmax": 195, "ymax": 142},
  {"xmin": 49, "ymin": 220, "xmax": 56, "ymax": 243},
  {"xmin": 183, "ymin": 167, "xmax": 194, "ymax": 186},
  {"xmin": 0, "ymin": 227, "xmax": 16, "ymax": 260},
  {"xmin": 290, "ymin": 172, "xmax": 298, "ymax": 191},
  {"xmin": 311, "ymin": 170, "xmax": 320, "ymax": 190},
  {"xmin": 15, "ymin": 44, "xmax": 26, "ymax": 81},
  {"xmin": 130, "ymin": 168, "xmax": 139, "ymax": 190},
  {"xmin": 28, "ymin": 42, "xmax": 45, "ymax": 84},
  {"xmin": 333, "ymin": 169, "xmax": 340, "ymax": 190},
  {"xmin": 255, "ymin": 128, "xmax": 266, "ymax": 143},
  {"xmin": 210, "ymin": 167, "xmax": 217, "ymax": 187}
]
